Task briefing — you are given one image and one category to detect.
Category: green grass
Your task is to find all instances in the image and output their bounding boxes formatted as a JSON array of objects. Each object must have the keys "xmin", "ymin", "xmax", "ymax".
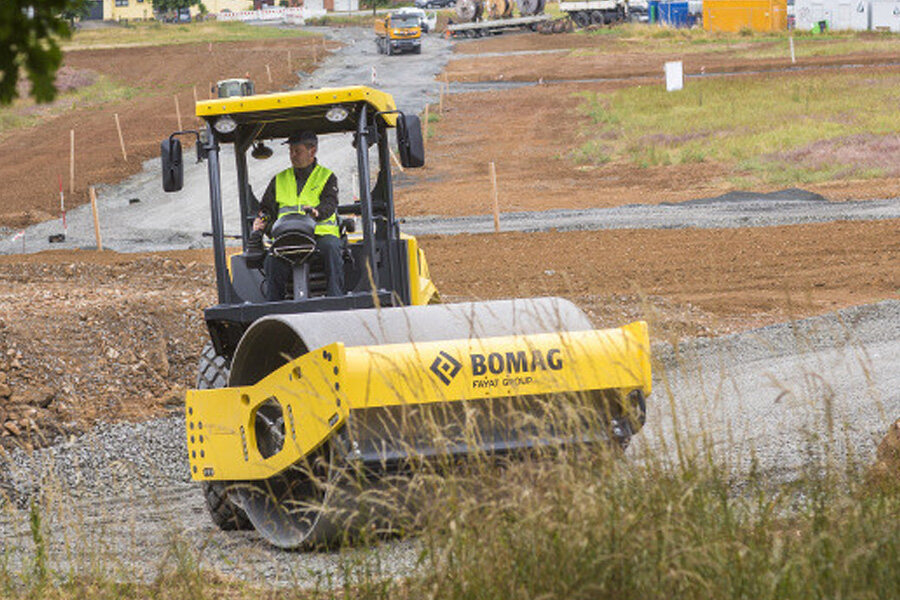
[
  {"xmin": 0, "ymin": 76, "xmax": 139, "ymax": 137},
  {"xmin": 424, "ymin": 108, "xmax": 441, "ymax": 139},
  {"xmin": 305, "ymin": 13, "xmax": 377, "ymax": 27},
  {"xmin": 578, "ymin": 24, "xmax": 900, "ymax": 57},
  {"xmin": 413, "ymin": 458, "xmax": 900, "ymax": 600},
  {"xmin": 571, "ymin": 71, "xmax": 900, "ymax": 185},
  {"xmin": 63, "ymin": 20, "xmax": 313, "ymax": 51}
]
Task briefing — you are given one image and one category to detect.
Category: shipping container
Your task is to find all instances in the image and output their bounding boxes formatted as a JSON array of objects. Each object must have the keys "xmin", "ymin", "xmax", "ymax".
[
  {"xmin": 703, "ymin": 0, "xmax": 789, "ymax": 31},
  {"xmin": 794, "ymin": 0, "xmax": 871, "ymax": 30},
  {"xmin": 871, "ymin": 0, "xmax": 900, "ymax": 30},
  {"xmin": 660, "ymin": 1, "xmax": 696, "ymax": 25}
]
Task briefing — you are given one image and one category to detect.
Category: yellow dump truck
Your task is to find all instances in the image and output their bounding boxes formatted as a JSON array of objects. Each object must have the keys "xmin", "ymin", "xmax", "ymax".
[{"xmin": 374, "ymin": 12, "xmax": 422, "ymax": 55}]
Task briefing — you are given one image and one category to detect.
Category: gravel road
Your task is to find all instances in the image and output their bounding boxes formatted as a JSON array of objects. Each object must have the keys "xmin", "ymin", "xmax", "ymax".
[
  {"xmin": 400, "ymin": 189, "xmax": 900, "ymax": 235},
  {"xmin": 1, "ymin": 300, "xmax": 897, "ymax": 584}
]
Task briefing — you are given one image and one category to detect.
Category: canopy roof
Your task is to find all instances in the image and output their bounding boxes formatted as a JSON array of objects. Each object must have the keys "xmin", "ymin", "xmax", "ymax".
[{"xmin": 195, "ymin": 86, "xmax": 399, "ymax": 142}]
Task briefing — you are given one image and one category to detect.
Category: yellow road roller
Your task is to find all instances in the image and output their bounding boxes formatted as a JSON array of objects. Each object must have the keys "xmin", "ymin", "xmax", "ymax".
[{"xmin": 160, "ymin": 85, "xmax": 651, "ymax": 549}]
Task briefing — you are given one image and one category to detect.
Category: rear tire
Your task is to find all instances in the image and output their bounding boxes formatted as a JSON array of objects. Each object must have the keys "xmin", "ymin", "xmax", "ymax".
[{"xmin": 196, "ymin": 342, "xmax": 253, "ymax": 532}]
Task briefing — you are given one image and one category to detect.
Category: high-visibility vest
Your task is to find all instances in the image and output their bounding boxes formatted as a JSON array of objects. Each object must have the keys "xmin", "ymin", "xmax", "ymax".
[{"xmin": 274, "ymin": 164, "xmax": 339, "ymax": 238}]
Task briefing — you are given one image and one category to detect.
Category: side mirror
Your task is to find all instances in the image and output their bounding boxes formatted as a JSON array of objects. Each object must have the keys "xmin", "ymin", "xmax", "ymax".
[
  {"xmin": 161, "ymin": 137, "xmax": 183, "ymax": 192},
  {"xmin": 397, "ymin": 113, "xmax": 425, "ymax": 168}
]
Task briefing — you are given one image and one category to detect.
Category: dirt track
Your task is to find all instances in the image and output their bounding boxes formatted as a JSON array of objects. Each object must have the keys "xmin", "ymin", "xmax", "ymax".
[{"xmin": 0, "ymin": 36, "xmax": 331, "ymax": 230}]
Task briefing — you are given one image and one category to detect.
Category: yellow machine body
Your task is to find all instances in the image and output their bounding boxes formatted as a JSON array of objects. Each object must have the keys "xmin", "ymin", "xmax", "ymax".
[{"xmin": 186, "ymin": 321, "xmax": 650, "ymax": 482}]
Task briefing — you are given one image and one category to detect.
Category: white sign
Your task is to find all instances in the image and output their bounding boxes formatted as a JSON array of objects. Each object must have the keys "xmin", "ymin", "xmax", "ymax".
[{"xmin": 665, "ymin": 61, "xmax": 683, "ymax": 92}]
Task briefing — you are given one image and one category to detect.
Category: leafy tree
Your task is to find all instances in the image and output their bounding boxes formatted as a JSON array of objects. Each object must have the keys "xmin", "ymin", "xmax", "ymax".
[
  {"xmin": 0, "ymin": 0, "xmax": 87, "ymax": 105},
  {"xmin": 151, "ymin": 0, "xmax": 201, "ymax": 11},
  {"xmin": 61, "ymin": 0, "xmax": 90, "ymax": 27},
  {"xmin": 362, "ymin": 0, "xmax": 392, "ymax": 16}
]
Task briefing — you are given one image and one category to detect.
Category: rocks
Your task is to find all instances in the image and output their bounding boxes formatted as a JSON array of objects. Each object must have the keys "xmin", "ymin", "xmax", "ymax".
[
  {"xmin": 20, "ymin": 386, "xmax": 54, "ymax": 409},
  {"xmin": 145, "ymin": 338, "xmax": 170, "ymax": 378}
]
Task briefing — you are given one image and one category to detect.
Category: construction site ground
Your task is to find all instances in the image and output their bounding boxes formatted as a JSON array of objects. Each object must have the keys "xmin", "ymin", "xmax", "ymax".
[
  {"xmin": 0, "ymin": 25, "xmax": 898, "ymax": 449},
  {"xmin": 0, "ymin": 25, "xmax": 898, "ymax": 576}
]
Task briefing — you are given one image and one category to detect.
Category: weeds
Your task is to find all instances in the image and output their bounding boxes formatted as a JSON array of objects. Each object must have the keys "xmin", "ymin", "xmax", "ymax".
[
  {"xmin": 62, "ymin": 21, "xmax": 314, "ymax": 51},
  {"xmin": 573, "ymin": 70, "xmax": 900, "ymax": 185},
  {"xmin": 0, "ymin": 76, "xmax": 139, "ymax": 137},
  {"xmin": 1, "ymin": 421, "xmax": 896, "ymax": 599},
  {"xmin": 584, "ymin": 23, "xmax": 900, "ymax": 58},
  {"xmin": 28, "ymin": 500, "xmax": 47, "ymax": 593}
]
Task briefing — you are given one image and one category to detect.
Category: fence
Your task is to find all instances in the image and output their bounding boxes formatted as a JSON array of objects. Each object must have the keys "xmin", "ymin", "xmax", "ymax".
[{"xmin": 215, "ymin": 6, "xmax": 327, "ymax": 23}]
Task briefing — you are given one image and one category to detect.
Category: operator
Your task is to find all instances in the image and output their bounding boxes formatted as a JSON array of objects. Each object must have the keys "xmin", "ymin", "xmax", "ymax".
[{"xmin": 252, "ymin": 131, "xmax": 344, "ymax": 299}]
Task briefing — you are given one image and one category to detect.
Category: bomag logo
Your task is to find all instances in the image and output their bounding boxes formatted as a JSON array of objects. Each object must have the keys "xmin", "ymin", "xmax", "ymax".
[
  {"xmin": 430, "ymin": 351, "xmax": 462, "ymax": 386},
  {"xmin": 471, "ymin": 348, "xmax": 563, "ymax": 376},
  {"xmin": 430, "ymin": 348, "xmax": 563, "ymax": 388}
]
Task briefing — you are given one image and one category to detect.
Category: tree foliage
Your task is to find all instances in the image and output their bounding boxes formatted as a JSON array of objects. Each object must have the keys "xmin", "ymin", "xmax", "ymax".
[
  {"xmin": 362, "ymin": 0, "xmax": 392, "ymax": 15},
  {"xmin": 0, "ymin": 0, "xmax": 86, "ymax": 105},
  {"xmin": 151, "ymin": 0, "xmax": 201, "ymax": 11}
]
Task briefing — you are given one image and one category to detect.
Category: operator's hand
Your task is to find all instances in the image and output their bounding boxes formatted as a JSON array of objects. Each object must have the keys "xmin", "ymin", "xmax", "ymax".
[
  {"xmin": 252, "ymin": 217, "xmax": 266, "ymax": 231},
  {"xmin": 301, "ymin": 205, "xmax": 320, "ymax": 218}
]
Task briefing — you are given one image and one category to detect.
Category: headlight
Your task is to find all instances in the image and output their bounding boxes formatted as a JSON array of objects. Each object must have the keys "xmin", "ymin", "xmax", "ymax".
[
  {"xmin": 325, "ymin": 106, "xmax": 349, "ymax": 123},
  {"xmin": 213, "ymin": 115, "xmax": 237, "ymax": 134}
]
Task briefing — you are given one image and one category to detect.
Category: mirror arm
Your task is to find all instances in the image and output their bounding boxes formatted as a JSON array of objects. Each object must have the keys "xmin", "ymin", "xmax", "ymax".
[{"xmin": 169, "ymin": 129, "xmax": 205, "ymax": 163}]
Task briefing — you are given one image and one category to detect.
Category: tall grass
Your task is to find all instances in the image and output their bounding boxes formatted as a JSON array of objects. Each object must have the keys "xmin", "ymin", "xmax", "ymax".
[
  {"xmin": 572, "ymin": 70, "xmax": 900, "ymax": 185},
  {"xmin": 1, "ymin": 428, "xmax": 896, "ymax": 599},
  {"xmin": 0, "ymin": 324, "xmax": 896, "ymax": 599}
]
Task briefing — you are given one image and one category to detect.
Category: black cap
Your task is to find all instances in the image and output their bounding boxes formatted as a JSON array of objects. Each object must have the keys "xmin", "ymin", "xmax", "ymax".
[{"xmin": 283, "ymin": 131, "xmax": 318, "ymax": 146}]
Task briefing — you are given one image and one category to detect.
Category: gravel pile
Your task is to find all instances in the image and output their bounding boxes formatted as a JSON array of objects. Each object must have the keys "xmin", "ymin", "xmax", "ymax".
[
  {"xmin": 0, "ymin": 415, "xmax": 188, "ymax": 509},
  {"xmin": 635, "ymin": 299, "xmax": 900, "ymax": 481}
]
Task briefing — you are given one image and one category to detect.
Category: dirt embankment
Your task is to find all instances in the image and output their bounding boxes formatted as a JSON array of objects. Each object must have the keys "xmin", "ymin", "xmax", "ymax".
[
  {"xmin": 0, "ymin": 250, "xmax": 216, "ymax": 451},
  {"xmin": 0, "ymin": 36, "xmax": 331, "ymax": 230}
]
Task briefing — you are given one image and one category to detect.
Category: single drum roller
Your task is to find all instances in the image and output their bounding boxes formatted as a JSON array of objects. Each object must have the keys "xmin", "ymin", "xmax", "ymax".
[
  {"xmin": 186, "ymin": 298, "xmax": 651, "ymax": 548},
  {"xmin": 160, "ymin": 84, "xmax": 651, "ymax": 550}
]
